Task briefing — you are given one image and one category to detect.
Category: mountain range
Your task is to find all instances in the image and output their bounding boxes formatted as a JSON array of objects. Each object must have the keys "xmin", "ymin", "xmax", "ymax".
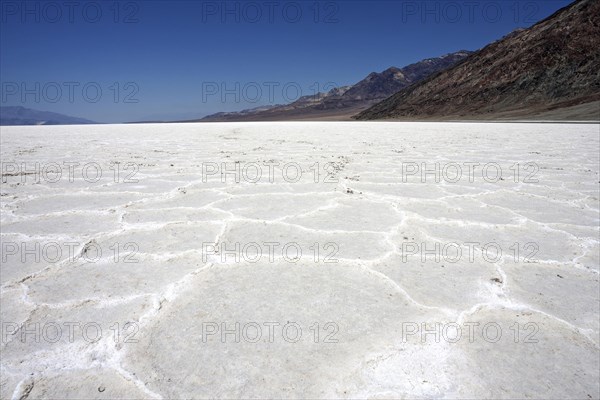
[
  {"xmin": 198, "ymin": 51, "xmax": 472, "ymax": 122},
  {"xmin": 0, "ymin": 106, "xmax": 96, "ymax": 126},
  {"xmin": 355, "ymin": 0, "xmax": 599, "ymax": 121},
  {"xmin": 3, "ymin": 0, "xmax": 597, "ymax": 125}
]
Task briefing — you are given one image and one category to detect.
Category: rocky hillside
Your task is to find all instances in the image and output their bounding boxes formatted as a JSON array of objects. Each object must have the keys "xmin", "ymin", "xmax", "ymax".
[{"xmin": 355, "ymin": 0, "xmax": 600, "ymax": 121}]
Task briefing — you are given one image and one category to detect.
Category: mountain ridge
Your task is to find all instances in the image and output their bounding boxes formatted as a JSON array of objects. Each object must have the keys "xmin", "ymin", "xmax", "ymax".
[
  {"xmin": 0, "ymin": 106, "xmax": 97, "ymax": 126},
  {"xmin": 355, "ymin": 0, "xmax": 600, "ymax": 121},
  {"xmin": 196, "ymin": 50, "xmax": 472, "ymax": 122}
]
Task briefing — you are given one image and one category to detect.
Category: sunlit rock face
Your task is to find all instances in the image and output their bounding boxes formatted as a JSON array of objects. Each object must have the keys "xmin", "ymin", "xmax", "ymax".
[{"xmin": 1, "ymin": 122, "xmax": 598, "ymax": 399}]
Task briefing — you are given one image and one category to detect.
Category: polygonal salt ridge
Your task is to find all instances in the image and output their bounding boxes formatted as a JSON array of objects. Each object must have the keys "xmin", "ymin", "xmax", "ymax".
[
  {"xmin": 83, "ymin": 177, "xmax": 188, "ymax": 194},
  {"xmin": 211, "ymin": 191, "xmax": 339, "ymax": 221},
  {"xmin": 11, "ymin": 192, "xmax": 146, "ymax": 216},
  {"xmin": 371, "ymin": 252, "xmax": 501, "ymax": 313},
  {"xmin": 281, "ymin": 196, "xmax": 403, "ymax": 233},
  {"xmin": 121, "ymin": 207, "xmax": 230, "ymax": 225},
  {"xmin": 0, "ymin": 233, "xmax": 78, "ymax": 288},
  {"xmin": 126, "ymin": 187, "xmax": 227, "ymax": 210},
  {"xmin": 220, "ymin": 181, "xmax": 340, "ymax": 196},
  {"xmin": 91, "ymin": 220, "xmax": 223, "ymax": 257},
  {"xmin": 343, "ymin": 170, "xmax": 400, "ymax": 184},
  {"xmin": 331, "ymin": 340, "xmax": 460, "ymax": 398},
  {"xmin": 22, "ymin": 252, "xmax": 210, "ymax": 305},
  {"xmin": 409, "ymin": 217, "xmax": 588, "ymax": 265},
  {"xmin": 0, "ymin": 173, "xmax": 117, "ymax": 192},
  {"xmin": 529, "ymin": 219, "xmax": 600, "ymax": 241},
  {"xmin": 478, "ymin": 190, "xmax": 600, "ymax": 226},
  {"xmin": 0, "ymin": 287, "xmax": 36, "ymax": 348},
  {"xmin": 0, "ymin": 365, "xmax": 25, "ymax": 400},
  {"xmin": 7, "ymin": 369, "xmax": 157, "ymax": 400},
  {"xmin": 0, "ymin": 211, "xmax": 121, "ymax": 237},
  {"xmin": 215, "ymin": 218, "xmax": 393, "ymax": 262},
  {"xmin": 448, "ymin": 306, "xmax": 600, "ymax": 399},
  {"xmin": 523, "ymin": 182, "xmax": 599, "ymax": 203},
  {"xmin": 501, "ymin": 261, "xmax": 600, "ymax": 344},
  {"xmin": 348, "ymin": 181, "xmax": 451, "ymax": 200},
  {"xmin": 0, "ymin": 296, "xmax": 153, "ymax": 373},
  {"xmin": 0, "ymin": 228, "xmax": 185, "ymax": 289},
  {"xmin": 121, "ymin": 260, "xmax": 449, "ymax": 398},
  {"xmin": 0, "ymin": 122, "xmax": 598, "ymax": 399},
  {"xmin": 398, "ymin": 196, "xmax": 520, "ymax": 225},
  {"xmin": 571, "ymin": 239, "xmax": 600, "ymax": 272}
]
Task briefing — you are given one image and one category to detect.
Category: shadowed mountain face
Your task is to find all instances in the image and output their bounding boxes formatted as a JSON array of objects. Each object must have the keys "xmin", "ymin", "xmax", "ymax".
[
  {"xmin": 0, "ymin": 106, "xmax": 96, "ymax": 125},
  {"xmin": 198, "ymin": 51, "xmax": 472, "ymax": 122},
  {"xmin": 355, "ymin": 0, "xmax": 600, "ymax": 121}
]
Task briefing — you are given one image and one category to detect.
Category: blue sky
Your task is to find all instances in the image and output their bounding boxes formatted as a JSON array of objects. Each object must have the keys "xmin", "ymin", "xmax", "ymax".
[{"xmin": 1, "ymin": 0, "xmax": 573, "ymax": 122}]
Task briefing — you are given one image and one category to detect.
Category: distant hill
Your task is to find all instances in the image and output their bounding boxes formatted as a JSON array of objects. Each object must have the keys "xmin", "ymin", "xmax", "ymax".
[
  {"xmin": 0, "ymin": 106, "xmax": 96, "ymax": 125},
  {"xmin": 196, "ymin": 51, "xmax": 472, "ymax": 122},
  {"xmin": 355, "ymin": 0, "xmax": 600, "ymax": 121}
]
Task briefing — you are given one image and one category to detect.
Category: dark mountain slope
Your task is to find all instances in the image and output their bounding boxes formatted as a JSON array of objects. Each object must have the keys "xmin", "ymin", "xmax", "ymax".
[{"xmin": 355, "ymin": 0, "xmax": 600, "ymax": 121}]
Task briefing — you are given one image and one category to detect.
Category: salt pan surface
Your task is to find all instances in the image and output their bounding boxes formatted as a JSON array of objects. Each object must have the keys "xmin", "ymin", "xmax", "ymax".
[{"xmin": 1, "ymin": 122, "xmax": 598, "ymax": 399}]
